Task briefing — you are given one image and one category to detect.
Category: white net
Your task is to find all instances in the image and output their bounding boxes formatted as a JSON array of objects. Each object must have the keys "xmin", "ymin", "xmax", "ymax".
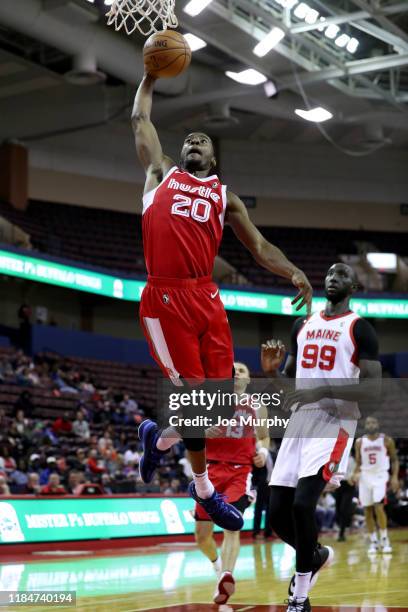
[{"xmin": 106, "ymin": 0, "xmax": 178, "ymax": 36}]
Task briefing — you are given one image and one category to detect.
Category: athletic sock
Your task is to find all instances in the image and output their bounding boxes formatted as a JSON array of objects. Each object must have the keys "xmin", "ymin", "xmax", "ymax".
[
  {"xmin": 293, "ymin": 571, "xmax": 312, "ymax": 601},
  {"xmin": 212, "ymin": 557, "xmax": 222, "ymax": 578},
  {"xmin": 379, "ymin": 529, "xmax": 388, "ymax": 540},
  {"xmin": 193, "ymin": 470, "xmax": 215, "ymax": 499},
  {"xmin": 370, "ymin": 532, "xmax": 379, "ymax": 543},
  {"xmin": 156, "ymin": 435, "xmax": 178, "ymax": 451}
]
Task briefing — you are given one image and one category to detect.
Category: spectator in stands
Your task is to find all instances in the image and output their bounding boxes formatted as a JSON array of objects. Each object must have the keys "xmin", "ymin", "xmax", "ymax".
[
  {"xmin": 40, "ymin": 473, "xmax": 66, "ymax": 495},
  {"xmin": 162, "ymin": 478, "xmax": 182, "ymax": 495},
  {"xmin": 101, "ymin": 473, "xmax": 113, "ymax": 494},
  {"xmin": 51, "ymin": 368, "xmax": 79, "ymax": 395},
  {"xmin": 66, "ymin": 470, "xmax": 85, "ymax": 494},
  {"xmin": 120, "ymin": 393, "xmax": 139, "ymax": 417},
  {"xmin": 98, "ymin": 430, "xmax": 112, "ymax": 453},
  {"xmin": 316, "ymin": 492, "xmax": 336, "ymax": 532},
  {"xmin": 72, "ymin": 410, "xmax": 90, "ymax": 440},
  {"xmin": 123, "ymin": 443, "xmax": 140, "ymax": 468},
  {"xmin": 52, "ymin": 412, "xmax": 73, "ymax": 436},
  {"xmin": 21, "ymin": 473, "xmax": 41, "ymax": 495},
  {"xmin": 87, "ymin": 449, "xmax": 106, "ymax": 475},
  {"xmin": 0, "ymin": 475, "xmax": 10, "ymax": 495},
  {"xmin": 9, "ymin": 458, "xmax": 28, "ymax": 492},
  {"xmin": 27, "ymin": 453, "xmax": 41, "ymax": 473},
  {"xmin": 78, "ymin": 374, "xmax": 95, "ymax": 398},
  {"xmin": 13, "ymin": 410, "xmax": 30, "ymax": 437},
  {"xmin": 13, "ymin": 390, "xmax": 35, "ymax": 418},
  {"xmin": 0, "ymin": 357, "xmax": 13, "ymax": 383},
  {"xmin": 39, "ymin": 456, "xmax": 58, "ymax": 485}
]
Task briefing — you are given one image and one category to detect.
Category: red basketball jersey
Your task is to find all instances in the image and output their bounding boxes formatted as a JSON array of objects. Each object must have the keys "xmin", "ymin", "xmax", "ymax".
[
  {"xmin": 142, "ymin": 167, "xmax": 227, "ymax": 278},
  {"xmin": 206, "ymin": 400, "xmax": 257, "ymax": 466}
]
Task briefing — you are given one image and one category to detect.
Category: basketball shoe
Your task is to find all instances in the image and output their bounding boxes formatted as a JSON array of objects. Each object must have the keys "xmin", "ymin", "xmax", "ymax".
[
  {"xmin": 213, "ymin": 571, "xmax": 235, "ymax": 604},
  {"xmin": 189, "ymin": 482, "xmax": 244, "ymax": 531},
  {"xmin": 285, "ymin": 597, "xmax": 311, "ymax": 612},
  {"xmin": 380, "ymin": 537, "xmax": 392, "ymax": 554},
  {"xmin": 288, "ymin": 544, "xmax": 334, "ymax": 596},
  {"xmin": 138, "ymin": 419, "xmax": 169, "ymax": 483}
]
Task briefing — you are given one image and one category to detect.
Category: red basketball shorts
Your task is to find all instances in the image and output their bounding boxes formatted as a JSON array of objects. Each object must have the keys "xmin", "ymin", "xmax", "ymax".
[
  {"xmin": 140, "ymin": 275, "xmax": 234, "ymax": 384},
  {"xmin": 195, "ymin": 462, "xmax": 252, "ymax": 521}
]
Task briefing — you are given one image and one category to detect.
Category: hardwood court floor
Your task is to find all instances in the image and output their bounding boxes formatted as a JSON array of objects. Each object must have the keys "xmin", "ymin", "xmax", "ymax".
[{"xmin": 1, "ymin": 528, "xmax": 407, "ymax": 611}]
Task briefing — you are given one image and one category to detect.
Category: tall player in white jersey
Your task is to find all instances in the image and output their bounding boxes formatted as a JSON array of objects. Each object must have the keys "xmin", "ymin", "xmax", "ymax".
[
  {"xmin": 261, "ymin": 262, "xmax": 381, "ymax": 612},
  {"xmin": 352, "ymin": 416, "xmax": 399, "ymax": 554}
]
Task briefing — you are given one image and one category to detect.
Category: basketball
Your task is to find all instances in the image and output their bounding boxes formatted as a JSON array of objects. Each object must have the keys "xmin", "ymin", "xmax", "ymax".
[{"xmin": 143, "ymin": 30, "xmax": 192, "ymax": 78}]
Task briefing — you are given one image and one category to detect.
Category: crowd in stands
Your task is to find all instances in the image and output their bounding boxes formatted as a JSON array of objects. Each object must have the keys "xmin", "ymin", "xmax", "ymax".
[{"xmin": 0, "ymin": 347, "xmax": 189, "ymax": 497}]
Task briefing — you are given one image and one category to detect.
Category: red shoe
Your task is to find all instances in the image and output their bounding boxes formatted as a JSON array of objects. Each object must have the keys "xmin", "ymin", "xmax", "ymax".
[{"xmin": 213, "ymin": 571, "xmax": 235, "ymax": 604}]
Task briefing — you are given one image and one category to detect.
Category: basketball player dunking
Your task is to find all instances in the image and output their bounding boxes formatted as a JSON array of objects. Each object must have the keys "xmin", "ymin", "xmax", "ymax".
[
  {"xmin": 352, "ymin": 416, "xmax": 399, "ymax": 554},
  {"xmin": 133, "ymin": 72, "xmax": 312, "ymax": 531},
  {"xmin": 261, "ymin": 263, "xmax": 381, "ymax": 612}
]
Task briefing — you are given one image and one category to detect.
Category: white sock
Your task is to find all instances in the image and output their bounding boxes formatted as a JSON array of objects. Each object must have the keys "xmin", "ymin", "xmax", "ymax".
[
  {"xmin": 380, "ymin": 529, "xmax": 388, "ymax": 540},
  {"xmin": 370, "ymin": 532, "xmax": 378, "ymax": 543},
  {"xmin": 156, "ymin": 436, "xmax": 179, "ymax": 451},
  {"xmin": 293, "ymin": 571, "xmax": 312, "ymax": 601},
  {"xmin": 212, "ymin": 556, "xmax": 222, "ymax": 578},
  {"xmin": 193, "ymin": 470, "xmax": 215, "ymax": 499}
]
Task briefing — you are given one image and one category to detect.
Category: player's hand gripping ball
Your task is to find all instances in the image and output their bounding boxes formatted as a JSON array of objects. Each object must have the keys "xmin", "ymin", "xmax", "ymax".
[{"xmin": 143, "ymin": 30, "xmax": 192, "ymax": 78}]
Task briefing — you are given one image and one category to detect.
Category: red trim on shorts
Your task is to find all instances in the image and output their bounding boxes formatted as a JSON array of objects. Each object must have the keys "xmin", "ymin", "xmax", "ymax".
[
  {"xmin": 322, "ymin": 427, "xmax": 349, "ymax": 482},
  {"xmin": 320, "ymin": 310, "xmax": 353, "ymax": 321},
  {"xmin": 349, "ymin": 316, "xmax": 359, "ymax": 366},
  {"xmin": 147, "ymin": 275, "xmax": 213, "ymax": 288}
]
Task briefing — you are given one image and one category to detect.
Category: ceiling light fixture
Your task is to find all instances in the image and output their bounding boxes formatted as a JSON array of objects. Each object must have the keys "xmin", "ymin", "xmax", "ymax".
[
  {"xmin": 183, "ymin": 0, "xmax": 213, "ymax": 17},
  {"xmin": 275, "ymin": 0, "xmax": 298, "ymax": 8},
  {"xmin": 335, "ymin": 33, "xmax": 350, "ymax": 48},
  {"xmin": 253, "ymin": 27, "xmax": 285, "ymax": 57},
  {"xmin": 325, "ymin": 24, "xmax": 340, "ymax": 39},
  {"xmin": 295, "ymin": 107, "xmax": 333, "ymax": 122},
  {"xmin": 183, "ymin": 33, "xmax": 207, "ymax": 51},
  {"xmin": 225, "ymin": 69, "xmax": 267, "ymax": 85},
  {"xmin": 346, "ymin": 37, "xmax": 359, "ymax": 53}
]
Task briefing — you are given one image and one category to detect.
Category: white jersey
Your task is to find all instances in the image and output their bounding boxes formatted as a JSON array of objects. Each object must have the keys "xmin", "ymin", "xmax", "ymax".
[
  {"xmin": 295, "ymin": 310, "xmax": 361, "ymax": 418},
  {"xmin": 360, "ymin": 434, "xmax": 390, "ymax": 474}
]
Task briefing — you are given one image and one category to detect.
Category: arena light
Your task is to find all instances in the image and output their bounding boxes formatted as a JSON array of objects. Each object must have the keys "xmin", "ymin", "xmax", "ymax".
[
  {"xmin": 183, "ymin": 33, "xmax": 207, "ymax": 51},
  {"xmin": 325, "ymin": 24, "xmax": 340, "ymax": 39},
  {"xmin": 104, "ymin": 0, "xmax": 114, "ymax": 5},
  {"xmin": 295, "ymin": 106, "xmax": 333, "ymax": 122},
  {"xmin": 335, "ymin": 33, "xmax": 350, "ymax": 48},
  {"xmin": 183, "ymin": 0, "xmax": 213, "ymax": 17},
  {"xmin": 275, "ymin": 0, "xmax": 298, "ymax": 8},
  {"xmin": 347, "ymin": 37, "xmax": 359, "ymax": 53},
  {"xmin": 225, "ymin": 68, "xmax": 267, "ymax": 85},
  {"xmin": 253, "ymin": 27, "xmax": 285, "ymax": 57},
  {"xmin": 294, "ymin": 2, "xmax": 319, "ymax": 23},
  {"xmin": 367, "ymin": 253, "xmax": 397, "ymax": 272}
]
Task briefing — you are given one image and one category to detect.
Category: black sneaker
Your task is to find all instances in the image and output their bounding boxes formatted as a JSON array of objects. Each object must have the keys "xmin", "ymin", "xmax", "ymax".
[
  {"xmin": 288, "ymin": 545, "xmax": 334, "ymax": 596},
  {"xmin": 285, "ymin": 597, "xmax": 311, "ymax": 612}
]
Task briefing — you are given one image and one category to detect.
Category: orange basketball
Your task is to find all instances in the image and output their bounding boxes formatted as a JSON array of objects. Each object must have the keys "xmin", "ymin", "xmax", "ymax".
[{"xmin": 143, "ymin": 30, "xmax": 192, "ymax": 78}]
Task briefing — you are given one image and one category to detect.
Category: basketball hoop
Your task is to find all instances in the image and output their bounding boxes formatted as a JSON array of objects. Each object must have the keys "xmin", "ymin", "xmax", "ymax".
[{"xmin": 106, "ymin": 0, "xmax": 178, "ymax": 36}]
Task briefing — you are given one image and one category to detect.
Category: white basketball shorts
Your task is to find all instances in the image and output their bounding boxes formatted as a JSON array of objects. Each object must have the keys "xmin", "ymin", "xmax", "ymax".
[
  {"xmin": 359, "ymin": 471, "xmax": 388, "ymax": 506},
  {"xmin": 269, "ymin": 407, "xmax": 356, "ymax": 488}
]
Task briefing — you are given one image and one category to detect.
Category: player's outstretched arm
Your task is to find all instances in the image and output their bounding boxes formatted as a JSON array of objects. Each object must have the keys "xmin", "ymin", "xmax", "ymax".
[
  {"xmin": 131, "ymin": 74, "xmax": 174, "ymax": 188},
  {"xmin": 226, "ymin": 192, "xmax": 312, "ymax": 313},
  {"xmin": 385, "ymin": 436, "xmax": 400, "ymax": 492}
]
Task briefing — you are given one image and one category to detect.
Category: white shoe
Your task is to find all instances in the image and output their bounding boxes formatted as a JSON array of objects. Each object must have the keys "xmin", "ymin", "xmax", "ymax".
[
  {"xmin": 212, "ymin": 557, "xmax": 222, "ymax": 579},
  {"xmin": 381, "ymin": 538, "xmax": 392, "ymax": 554},
  {"xmin": 213, "ymin": 571, "xmax": 235, "ymax": 605},
  {"xmin": 368, "ymin": 541, "xmax": 379, "ymax": 554}
]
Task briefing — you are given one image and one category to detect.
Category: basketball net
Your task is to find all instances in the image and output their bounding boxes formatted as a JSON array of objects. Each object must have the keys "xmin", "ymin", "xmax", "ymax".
[{"xmin": 106, "ymin": 0, "xmax": 178, "ymax": 36}]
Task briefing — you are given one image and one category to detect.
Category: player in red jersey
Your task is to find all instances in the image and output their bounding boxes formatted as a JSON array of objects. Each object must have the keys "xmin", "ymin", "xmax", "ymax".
[
  {"xmin": 194, "ymin": 362, "xmax": 270, "ymax": 605},
  {"xmin": 133, "ymin": 72, "xmax": 312, "ymax": 531}
]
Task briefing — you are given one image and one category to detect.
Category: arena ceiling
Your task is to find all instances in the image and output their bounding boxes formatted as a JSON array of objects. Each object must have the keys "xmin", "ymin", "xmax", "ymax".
[{"xmin": 0, "ymin": 0, "xmax": 407, "ymax": 152}]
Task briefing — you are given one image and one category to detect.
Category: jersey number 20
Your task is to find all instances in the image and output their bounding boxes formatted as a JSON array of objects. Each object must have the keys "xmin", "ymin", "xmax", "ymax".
[
  {"xmin": 171, "ymin": 194, "xmax": 211, "ymax": 223},
  {"xmin": 301, "ymin": 344, "xmax": 336, "ymax": 371}
]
